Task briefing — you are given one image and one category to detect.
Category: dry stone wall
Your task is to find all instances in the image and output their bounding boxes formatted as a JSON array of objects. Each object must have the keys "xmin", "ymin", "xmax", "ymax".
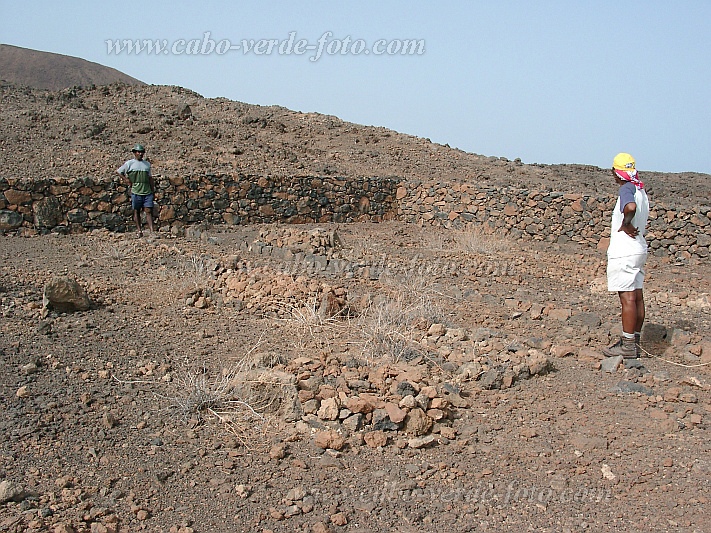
[
  {"xmin": 395, "ymin": 181, "xmax": 711, "ymax": 261},
  {"xmin": 0, "ymin": 174, "xmax": 398, "ymax": 232},
  {"xmin": 1, "ymin": 174, "xmax": 709, "ymax": 261}
]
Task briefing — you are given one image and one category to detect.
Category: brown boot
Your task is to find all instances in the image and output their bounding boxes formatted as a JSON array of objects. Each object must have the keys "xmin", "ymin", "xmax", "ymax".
[{"xmin": 602, "ymin": 336, "xmax": 637, "ymax": 359}]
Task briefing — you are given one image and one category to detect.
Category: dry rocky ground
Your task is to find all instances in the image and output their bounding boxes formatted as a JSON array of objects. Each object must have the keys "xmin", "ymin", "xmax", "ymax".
[
  {"xmin": 1, "ymin": 76, "xmax": 710, "ymax": 532},
  {"xmin": 1, "ymin": 221, "xmax": 710, "ymax": 533}
]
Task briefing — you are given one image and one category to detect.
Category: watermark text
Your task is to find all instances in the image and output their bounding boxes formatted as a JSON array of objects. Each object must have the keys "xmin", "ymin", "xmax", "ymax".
[{"xmin": 106, "ymin": 31, "xmax": 426, "ymax": 62}]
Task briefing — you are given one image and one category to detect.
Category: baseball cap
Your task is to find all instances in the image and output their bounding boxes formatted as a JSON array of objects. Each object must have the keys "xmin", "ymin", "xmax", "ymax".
[{"xmin": 612, "ymin": 153, "xmax": 636, "ymax": 171}]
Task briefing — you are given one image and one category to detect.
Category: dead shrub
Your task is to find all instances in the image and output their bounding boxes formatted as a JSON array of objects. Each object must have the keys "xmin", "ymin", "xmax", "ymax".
[
  {"xmin": 357, "ymin": 296, "xmax": 425, "ymax": 363},
  {"xmin": 163, "ymin": 340, "xmax": 298, "ymax": 449}
]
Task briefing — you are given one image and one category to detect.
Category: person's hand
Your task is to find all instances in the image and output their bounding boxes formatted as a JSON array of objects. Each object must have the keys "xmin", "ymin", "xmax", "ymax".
[{"xmin": 618, "ymin": 223, "xmax": 639, "ymax": 238}]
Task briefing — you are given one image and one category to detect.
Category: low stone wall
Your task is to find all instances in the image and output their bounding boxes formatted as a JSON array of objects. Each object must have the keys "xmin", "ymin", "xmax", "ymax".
[
  {"xmin": 0, "ymin": 174, "xmax": 398, "ymax": 233},
  {"xmin": 395, "ymin": 181, "xmax": 711, "ymax": 261},
  {"xmin": 1, "ymin": 174, "xmax": 709, "ymax": 261}
]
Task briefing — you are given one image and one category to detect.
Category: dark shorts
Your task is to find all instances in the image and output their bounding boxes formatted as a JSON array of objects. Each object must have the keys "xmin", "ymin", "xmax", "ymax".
[{"xmin": 132, "ymin": 193, "xmax": 154, "ymax": 210}]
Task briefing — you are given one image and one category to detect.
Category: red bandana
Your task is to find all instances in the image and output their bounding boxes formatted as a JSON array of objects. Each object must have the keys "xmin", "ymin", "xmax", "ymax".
[{"xmin": 614, "ymin": 169, "xmax": 644, "ymax": 189}]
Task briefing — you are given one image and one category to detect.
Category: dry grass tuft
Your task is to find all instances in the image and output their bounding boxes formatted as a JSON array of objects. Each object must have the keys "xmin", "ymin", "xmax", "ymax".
[
  {"xmin": 356, "ymin": 296, "xmax": 424, "ymax": 363},
  {"xmin": 163, "ymin": 339, "xmax": 288, "ymax": 449},
  {"xmin": 279, "ymin": 296, "xmax": 347, "ymax": 355},
  {"xmin": 421, "ymin": 225, "xmax": 509, "ymax": 256},
  {"xmin": 180, "ymin": 254, "xmax": 217, "ymax": 287},
  {"xmin": 355, "ymin": 267, "xmax": 449, "ymax": 363},
  {"xmin": 98, "ymin": 240, "xmax": 140, "ymax": 261},
  {"xmin": 455, "ymin": 225, "xmax": 510, "ymax": 255}
]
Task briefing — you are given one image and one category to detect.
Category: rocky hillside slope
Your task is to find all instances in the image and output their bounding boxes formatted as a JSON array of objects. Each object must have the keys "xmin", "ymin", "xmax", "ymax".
[{"xmin": 1, "ymin": 82, "xmax": 708, "ymax": 206}]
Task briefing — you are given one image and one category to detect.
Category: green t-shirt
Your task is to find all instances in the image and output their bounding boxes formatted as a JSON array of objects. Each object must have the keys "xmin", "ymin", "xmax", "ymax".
[{"xmin": 118, "ymin": 159, "xmax": 152, "ymax": 195}]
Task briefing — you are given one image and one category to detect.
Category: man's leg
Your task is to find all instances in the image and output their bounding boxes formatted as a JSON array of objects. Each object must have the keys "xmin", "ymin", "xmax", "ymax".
[
  {"xmin": 613, "ymin": 290, "xmax": 639, "ymax": 358},
  {"xmin": 602, "ymin": 290, "xmax": 638, "ymax": 358},
  {"xmin": 131, "ymin": 193, "xmax": 143, "ymax": 236},
  {"xmin": 603, "ymin": 255, "xmax": 644, "ymax": 358},
  {"xmin": 143, "ymin": 207, "xmax": 155, "ymax": 233},
  {"xmin": 634, "ymin": 288, "xmax": 644, "ymax": 356},
  {"xmin": 619, "ymin": 290, "xmax": 638, "ymax": 334},
  {"xmin": 133, "ymin": 209, "xmax": 142, "ymax": 235},
  {"xmin": 634, "ymin": 288, "xmax": 645, "ymax": 332}
]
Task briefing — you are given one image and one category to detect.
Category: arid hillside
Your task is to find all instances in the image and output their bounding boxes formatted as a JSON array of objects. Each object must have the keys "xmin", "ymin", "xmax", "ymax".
[
  {"xmin": 0, "ymin": 44, "xmax": 144, "ymax": 91},
  {"xmin": 1, "ymin": 50, "xmax": 710, "ymax": 533},
  {"xmin": 0, "ymin": 81, "xmax": 708, "ymax": 207}
]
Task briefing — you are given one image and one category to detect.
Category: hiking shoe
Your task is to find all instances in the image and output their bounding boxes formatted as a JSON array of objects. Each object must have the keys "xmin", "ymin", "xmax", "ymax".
[{"xmin": 602, "ymin": 336, "xmax": 637, "ymax": 359}]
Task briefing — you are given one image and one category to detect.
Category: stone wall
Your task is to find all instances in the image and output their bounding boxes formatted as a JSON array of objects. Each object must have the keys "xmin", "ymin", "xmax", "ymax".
[
  {"xmin": 0, "ymin": 174, "xmax": 398, "ymax": 233},
  {"xmin": 395, "ymin": 181, "xmax": 711, "ymax": 261},
  {"xmin": 1, "ymin": 174, "xmax": 710, "ymax": 261}
]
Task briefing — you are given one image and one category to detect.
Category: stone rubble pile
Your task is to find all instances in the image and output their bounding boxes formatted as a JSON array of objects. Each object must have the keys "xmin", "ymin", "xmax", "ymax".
[
  {"xmin": 275, "ymin": 323, "xmax": 555, "ymax": 450},
  {"xmin": 183, "ymin": 260, "xmax": 350, "ymax": 319},
  {"xmin": 254, "ymin": 227, "xmax": 343, "ymax": 257}
]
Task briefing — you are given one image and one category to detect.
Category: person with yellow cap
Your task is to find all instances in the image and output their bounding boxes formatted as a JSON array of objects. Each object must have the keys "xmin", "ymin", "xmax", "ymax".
[{"xmin": 603, "ymin": 153, "xmax": 650, "ymax": 359}]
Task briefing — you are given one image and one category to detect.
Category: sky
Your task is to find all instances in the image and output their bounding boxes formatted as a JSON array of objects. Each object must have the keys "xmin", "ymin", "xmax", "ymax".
[{"xmin": 1, "ymin": 0, "xmax": 710, "ymax": 174}]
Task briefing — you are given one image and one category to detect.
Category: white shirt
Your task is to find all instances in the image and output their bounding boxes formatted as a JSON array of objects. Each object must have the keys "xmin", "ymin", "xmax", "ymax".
[{"xmin": 607, "ymin": 182, "xmax": 649, "ymax": 259}]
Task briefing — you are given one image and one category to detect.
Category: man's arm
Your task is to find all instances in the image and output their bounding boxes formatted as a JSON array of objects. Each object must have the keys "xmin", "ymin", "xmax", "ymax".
[
  {"xmin": 618, "ymin": 202, "xmax": 638, "ymax": 238},
  {"xmin": 117, "ymin": 164, "xmax": 132, "ymax": 188}
]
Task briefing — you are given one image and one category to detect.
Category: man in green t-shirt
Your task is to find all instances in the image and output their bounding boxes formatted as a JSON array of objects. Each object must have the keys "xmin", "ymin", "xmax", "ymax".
[{"xmin": 117, "ymin": 143, "xmax": 156, "ymax": 236}]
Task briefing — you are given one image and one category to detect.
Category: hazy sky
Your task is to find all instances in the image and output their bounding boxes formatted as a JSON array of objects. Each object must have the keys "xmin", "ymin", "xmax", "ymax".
[{"xmin": 2, "ymin": 0, "xmax": 710, "ymax": 174}]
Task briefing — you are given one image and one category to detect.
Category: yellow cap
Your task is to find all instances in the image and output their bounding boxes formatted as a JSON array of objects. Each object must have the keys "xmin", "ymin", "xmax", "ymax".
[{"xmin": 612, "ymin": 153, "xmax": 636, "ymax": 171}]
